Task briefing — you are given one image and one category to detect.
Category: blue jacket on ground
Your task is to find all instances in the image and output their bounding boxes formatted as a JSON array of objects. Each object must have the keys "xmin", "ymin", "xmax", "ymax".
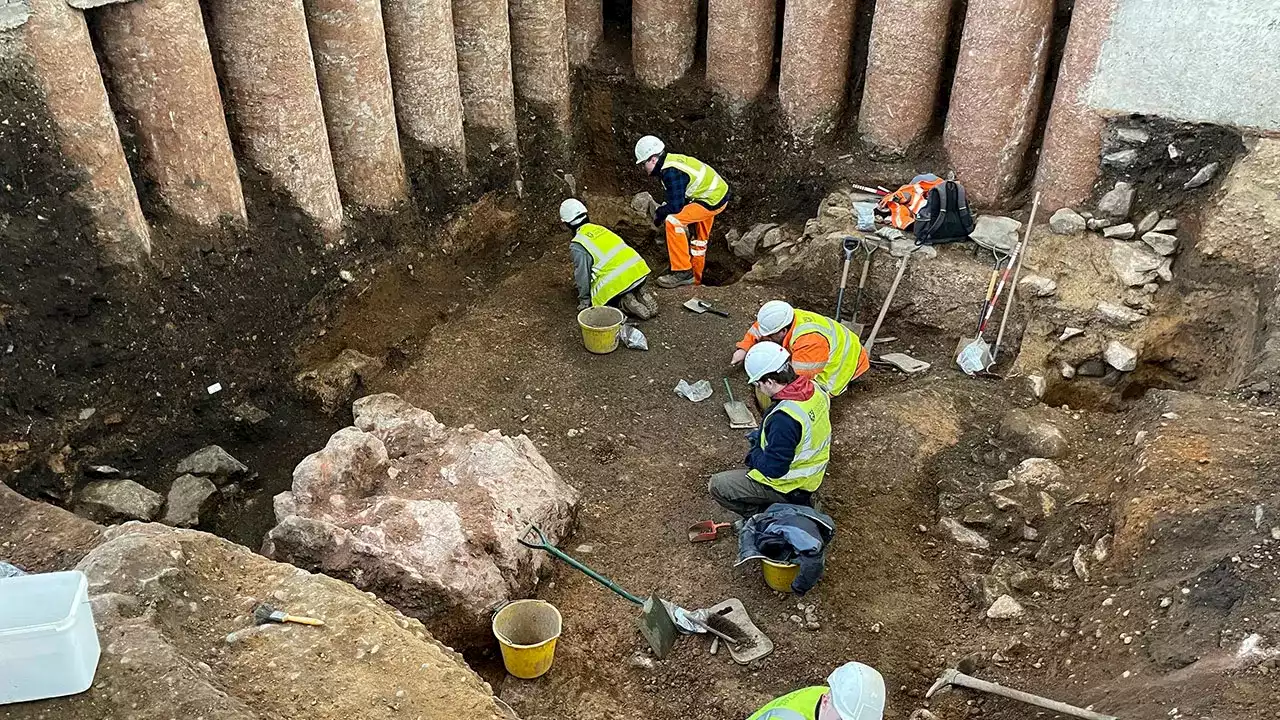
[{"xmin": 736, "ymin": 503, "xmax": 836, "ymax": 595}]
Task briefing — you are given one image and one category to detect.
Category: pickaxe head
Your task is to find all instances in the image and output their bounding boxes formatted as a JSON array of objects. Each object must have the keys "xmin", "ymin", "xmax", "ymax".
[{"xmin": 926, "ymin": 668, "xmax": 958, "ymax": 699}]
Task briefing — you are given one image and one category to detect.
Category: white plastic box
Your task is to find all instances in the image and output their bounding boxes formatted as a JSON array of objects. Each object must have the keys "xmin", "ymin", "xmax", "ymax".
[{"xmin": 0, "ymin": 570, "xmax": 101, "ymax": 705}]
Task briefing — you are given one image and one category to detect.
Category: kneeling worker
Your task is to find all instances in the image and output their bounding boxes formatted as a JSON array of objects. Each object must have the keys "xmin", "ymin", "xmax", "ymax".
[
  {"xmin": 709, "ymin": 342, "xmax": 830, "ymax": 519},
  {"xmin": 634, "ymin": 134, "xmax": 730, "ymax": 288},
  {"xmin": 732, "ymin": 300, "xmax": 869, "ymax": 398},
  {"xmin": 560, "ymin": 198, "xmax": 658, "ymax": 319},
  {"xmin": 749, "ymin": 661, "xmax": 886, "ymax": 720}
]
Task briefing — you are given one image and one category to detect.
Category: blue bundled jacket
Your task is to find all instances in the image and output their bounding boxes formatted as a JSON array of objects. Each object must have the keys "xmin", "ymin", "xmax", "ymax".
[{"xmin": 736, "ymin": 503, "xmax": 835, "ymax": 595}]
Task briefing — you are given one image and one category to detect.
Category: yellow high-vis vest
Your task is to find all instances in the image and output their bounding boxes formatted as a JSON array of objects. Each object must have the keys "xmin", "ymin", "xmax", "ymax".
[
  {"xmin": 747, "ymin": 686, "xmax": 828, "ymax": 720},
  {"xmin": 571, "ymin": 223, "xmax": 651, "ymax": 306},
  {"xmin": 747, "ymin": 389, "xmax": 831, "ymax": 494},
  {"xmin": 790, "ymin": 309, "xmax": 862, "ymax": 396},
  {"xmin": 662, "ymin": 153, "xmax": 729, "ymax": 206}
]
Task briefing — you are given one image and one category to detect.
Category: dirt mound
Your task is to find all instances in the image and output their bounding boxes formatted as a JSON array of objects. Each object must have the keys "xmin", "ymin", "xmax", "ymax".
[{"xmin": 0, "ymin": 496, "xmax": 520, "ymax": 720}]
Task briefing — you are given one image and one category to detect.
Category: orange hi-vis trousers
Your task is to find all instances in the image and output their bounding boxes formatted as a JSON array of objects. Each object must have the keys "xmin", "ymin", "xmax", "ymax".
[{"xmin": 664, "ymin": 202, "xmax": 726, "ymax": 283}]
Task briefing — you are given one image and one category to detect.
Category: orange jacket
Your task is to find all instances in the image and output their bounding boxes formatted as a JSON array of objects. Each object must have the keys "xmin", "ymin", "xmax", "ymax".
[
  {"xmin": 878, "ymin": 177, "xmax": 944, "ymax": 230},
  {"xmin": 736, "ymin": 322, "xmax": 833, "ymax": 381}
]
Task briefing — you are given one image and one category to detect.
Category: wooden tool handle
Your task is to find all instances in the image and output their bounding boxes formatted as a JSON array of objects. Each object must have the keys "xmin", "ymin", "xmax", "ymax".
[{"xmin": 283, "ymin": 614, "xmax": 326, "ymax": 626}]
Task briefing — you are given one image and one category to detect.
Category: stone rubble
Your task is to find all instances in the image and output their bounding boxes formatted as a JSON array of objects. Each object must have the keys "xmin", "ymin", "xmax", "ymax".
[
  {"xmin": 998, "ymin": 408, "xmax": 1068, "ymax": 458},
  {"xmin": 73, "ymin": 479, "xmax": 163, "ymax": 523},
  {"xmin": 1049, "ymin": 208, "xmax": 1086, "ymax": 235},
  {"xmin": 1018, "ymin": 275, "xmax": 1057, "ymax": 298},
  {"xmin": 1141, "ymin": 231, "xmax": 1179, "ymax": 256},
  {"xmin": 162, "ymin": 474, "xmax": 218, "ymax": 527},
  {"xmin": 1109, "ymin": 240, "xmax": 1164, "ymax": 286},
  {"xmin": 1136, "ymin": 210, "xmax": 1160, "ymax": 234},
  {"xmin": 1114, "ymin": 127, "xmax": 1149, "ymax": 144},
  {"xmin": 1096, "ymin": 301, "xmax": 1146, "ymax": 327},
  {"xmin": 986, "ymin": 594, "xmax": 1025, "ymax": 619},
  {"xmin": 1182, "ymin": 162, "xmax": 1219, "ymax": 190},
  {"xmin": 970, "ymin": 215, "xmax": 1022, "ymax": 251},
  {"xmin": 1102, "ymin": 222, "xmax": 1135, "ymax": 240},
  {"xmin": 1097, "ymin": 181, "xmax": 1135, "ymax": 219},
  {"xmin": 1103, "ymin": 340, "xmax": 1138, "ymax": 372},
  {"xmin": 175, "ymin": 445, "xmax": 249, "ymax": 485},
  {"xmin": 1101, "ymin": 149, "xmax": 1137, "ymax": 169}
]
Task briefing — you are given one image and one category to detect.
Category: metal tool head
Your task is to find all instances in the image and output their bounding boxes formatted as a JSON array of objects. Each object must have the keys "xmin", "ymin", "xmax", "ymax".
[
  {"xmin": 682, "ymin": 297, "xmax": 708, "ymax": 313},
  {"xmin": 638, "ymin": 594, "xmax": 678, "ymax": 659},
  {"xmin": 926, "ymin": 668, "xmax": 958, "ymax": 698},
  {"xmin": 688, "ymin": 520, "xmax": 731, "ymax": 543}
]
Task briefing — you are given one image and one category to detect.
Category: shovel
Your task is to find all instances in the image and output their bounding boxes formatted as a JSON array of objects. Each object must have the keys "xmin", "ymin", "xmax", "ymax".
[
  {"xmin": 864, "ymin": 246, "xmax": 913, "ymax": 354},
  {"xmin": 519, "ymin": 525, "xmax": 679, "ymax": 658},
  {"xmin": 722, "ymin": 379, "xmax": 758, "ymax": 429},
  {"xmin": 682, "ymin": 298, "xmax": 730, "ymax": 317}
]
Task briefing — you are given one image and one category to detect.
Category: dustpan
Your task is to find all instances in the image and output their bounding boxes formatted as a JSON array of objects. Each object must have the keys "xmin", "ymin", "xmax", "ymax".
[{"xmin": 722, "ymin": 379, "xmax": 758, "ymax": 429}]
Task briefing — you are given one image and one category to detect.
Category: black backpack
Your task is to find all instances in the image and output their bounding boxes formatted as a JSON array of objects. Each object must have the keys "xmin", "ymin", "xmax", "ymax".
[{"xmin": 913, "ymin": 179, "xmax": 975, "ymax": 245}]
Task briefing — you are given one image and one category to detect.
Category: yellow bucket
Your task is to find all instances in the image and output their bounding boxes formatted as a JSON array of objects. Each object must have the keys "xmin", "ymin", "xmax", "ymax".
[
  {"xmin": 577, "ymin": 306, "xmax": 624, "ymax": 355},
  {"xmin": 761, "ymin": 559, "xmax": 800, "ymax": 593},
  {"xmin": 492, "ymin": 600, "xmax": 562, "ymax": 679}
]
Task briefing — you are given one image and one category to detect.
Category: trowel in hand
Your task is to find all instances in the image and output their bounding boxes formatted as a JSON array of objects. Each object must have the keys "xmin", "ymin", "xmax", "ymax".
[{"xmin": 722, "ymin": 379, "xmax": 758, "ymax": 429}]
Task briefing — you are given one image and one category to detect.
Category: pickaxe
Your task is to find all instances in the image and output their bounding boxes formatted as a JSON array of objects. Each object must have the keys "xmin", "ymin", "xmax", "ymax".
[{"xmin": 926, "ymin": 668, "xmax": 1118, "ymax": 720}]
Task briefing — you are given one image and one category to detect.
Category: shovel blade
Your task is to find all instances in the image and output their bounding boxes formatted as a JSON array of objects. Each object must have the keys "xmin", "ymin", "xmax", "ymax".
[
  {"xmin": 956, "ymin": 337, "xmax": 993, "ymax": 376},
  {"xmin": 842, "ymin": 320, "xmax": 864, "ymax": 339},
  {"xmin": 723, "ymin": 401, "xmax": 758, "ymax": 429},
  {"xmin": 638, "ymin": 594, "xmax": 678, "ymax": 659}
]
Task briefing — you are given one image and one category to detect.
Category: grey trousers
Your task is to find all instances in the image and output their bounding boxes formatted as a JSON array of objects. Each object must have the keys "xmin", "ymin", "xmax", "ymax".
[{"xmin": 708, "ymin": 468, "xmax": 813, "ymax": 519}]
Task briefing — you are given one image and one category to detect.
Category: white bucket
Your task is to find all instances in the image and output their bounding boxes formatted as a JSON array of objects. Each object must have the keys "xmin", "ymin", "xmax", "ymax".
[{"xmin": 0, "ymin": 571, "xmax": 101, "ymax": 704}]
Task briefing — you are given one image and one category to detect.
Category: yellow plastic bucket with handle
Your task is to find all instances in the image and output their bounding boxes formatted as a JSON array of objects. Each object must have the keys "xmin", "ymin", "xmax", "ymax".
[
  {"xmin": 761, "ymin": 559, "xmax": 800, "ymax": 593},
  {"xmin": 577, "ymin": 306, "xmax": 624, "ymax": 354},
  {"xmin": 492, "ymin": 600, "xmax": 562, "ymax": 679}
]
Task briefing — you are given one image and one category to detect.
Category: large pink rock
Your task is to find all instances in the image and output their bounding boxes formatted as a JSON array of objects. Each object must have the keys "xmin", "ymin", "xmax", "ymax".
[{"xmin": 263, "ymin": 393, "xmax": 579, "ymax": 648}]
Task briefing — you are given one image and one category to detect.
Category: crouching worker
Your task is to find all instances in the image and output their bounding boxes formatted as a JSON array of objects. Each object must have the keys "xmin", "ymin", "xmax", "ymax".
[
  {"xmin": 709, "ymin": 342, "xmax": 831, "ymax": 519},
  {"xmin": 748, "ymin": 661, "xmax": 886, "ymax": 720},
  {"xmin": 737, "ymin": 503, "xmax": 834, "ymax": 595},
  {"xmin": 732, "ymin": 300, "xmax": 869, "ymax": 399},
  {"xmin": 560, "ymin": 198, "xmax": 658, "ymax": 319}
]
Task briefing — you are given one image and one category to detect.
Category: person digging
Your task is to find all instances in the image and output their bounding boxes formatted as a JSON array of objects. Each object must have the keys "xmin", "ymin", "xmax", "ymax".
[
  {"xmin": 748, "ymin": 661, "xmax": 886, "ymax": 720},
  {"xmin": 560, "ymin": 198, "xmax": 658, "ymax": 319},
  {"xmin": 732, "ymin": 300, "xmax": 869, "ymax": 407},
  {"xmin": 634, "ymin": 134, "xmax": 730, "ymax": 289},
  {"xmin": 709, "ymin": 342, "xmax": 831, "ymax": 523}
]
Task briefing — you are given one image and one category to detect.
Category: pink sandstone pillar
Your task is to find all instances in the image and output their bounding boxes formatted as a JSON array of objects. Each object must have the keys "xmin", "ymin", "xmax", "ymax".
[
  {"xmin": 566, "ymin": 0, "xmax": 602, "ymax": 68},
  {"xmin": 303, "ymin": 0, "xmax": 410, "ymax": 211},
  {"xmin": 509, "ymin": 0, "xmax": 572, "ymax": 133},
  {"xmin": 1034, "ymin": 0, "xmax": 1121, "ymax": 211},
  {"xmin": 14, "ymin": 0, "xmax": 149, "ymax": 264},
  {"xmin": 452, "ymin": 0, "xmax": 519, "ymax": 180},
  {"xmin": 382, "ymin": 0, "xmax": 468, "ymax": 174},
  {"xmin": 779, "ymin": 0, "xmax": 857, "ymax": 139},
  {"xmin": 942, "ymin": 0, "xmax": 1054, "ymax": 207},
  {"xmin": 632, "ymin": 0, "xmax": 697, "ymax": 89},
  {"xmin": 706, "ymin": 0, "xmax": 776, "ymax": 108},
  {"xmin": 859, "ymin": 0, "xmax": 953, "ymax": 154},
  {"xmin": 205, "ymin": 0, "xmax": 343, "ymax": 233},
  {"xmin": 95, "ymin": 0, "xmax": 247, "ymax": 227}
]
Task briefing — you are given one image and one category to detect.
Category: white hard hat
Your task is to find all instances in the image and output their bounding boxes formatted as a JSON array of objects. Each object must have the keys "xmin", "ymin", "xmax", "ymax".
[
  {"xmin": 745, "ymin": 342, "xmax": 790, "ymax": 384},
  {"xmin": 559, "ymin": 198, "xmax": 588, "ymax": 224},
  {"xmin": 826, "ymin": 662, "xmax": 886, "ymax": 720},
  {"xmin": 756, "ymin": 300, "xmax": 795, "ymax": 336},
  {"xmin": 635, "ymin": 135, "xmax": 665, "ymax": 164}
]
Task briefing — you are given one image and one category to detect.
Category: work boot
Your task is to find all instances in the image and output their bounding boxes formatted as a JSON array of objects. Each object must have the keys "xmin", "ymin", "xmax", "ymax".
[
  {"xmin": 639, "ymin": 288, "xmax": 659, "ymax": 317},
  {"xmin": 619, "ymin": 291, "xmax": 655, "ymax": 320},
  {"xmin": 656, "ymin": 270, "xmax": 695, "ymax": 289}
]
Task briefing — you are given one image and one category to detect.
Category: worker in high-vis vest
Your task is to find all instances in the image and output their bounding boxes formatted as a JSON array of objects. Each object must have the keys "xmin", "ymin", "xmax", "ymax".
[
  {"xmin": 709, "ymin": 342, "xmax": 831, "ymax": 519},
  {"xmin": 748, "ymin": 662, "xmax": 886, "ymax": 720},
  {"xmin": 732, "ymin": 300, "xmax": 869, "ymax": 399},
  {"xmin": 560, "ymin": 199, "xmax": 658, "ymax": 319},
  {"xmin": 634, "ymin": 135, "xmax": 730, "ymax": 288}
]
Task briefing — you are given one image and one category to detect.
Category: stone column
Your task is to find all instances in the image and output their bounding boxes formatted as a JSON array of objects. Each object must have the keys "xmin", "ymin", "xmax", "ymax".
[
  {"xmin": 632, "ymin": 0, "xmax": 697, "ymax": 89},
  {"xmin": 509, "ymin": 0, "xmax": 572, "ymax": 133},
  {"xmin": 566, "ymin": 0, "xmax": 602, "ymax": 67},
  {"xmin": 1034, "ymin": 0, "xmax": 1120, "ymax": 212},
  {"xmin": 382, "ymin": 0, "xmax": 468, "ymax": 177},
  {"xmin": 11, "ymin": 0, "xmax": 149, "ymax": 264},
  {"xmin": 452, "ymin": 0, "xmax": 519, "ymax": 182},
  {"xmin": 706, "ymin": 0, "xmax": 775, "ymax": 108},
  {"xmin": 95, "ymin": 0, "xmax": 247, "ymax": 227},
  {"xmin": 778, "ymin": 0, "xmax": 857, "ymax": 139},
  {"xmin": 304, "ymin": 0, "xmax": 409, "ymax": 211},
  {"xmin": 942, "ymin": 0, "xmax": 1054, "ymax": 207},
  {"xmin": 859, "ymin": 0, "xmax": 952, "ymax": 154},
  {"xmin": 205, "ymin": 0, "xmax": 343, "ymax": 233}
]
